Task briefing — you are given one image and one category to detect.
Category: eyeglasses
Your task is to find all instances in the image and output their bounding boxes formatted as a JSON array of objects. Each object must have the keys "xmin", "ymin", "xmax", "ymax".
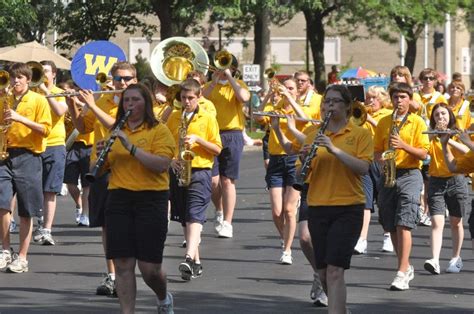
[
  {"xmin": 422, "ymin": 76, "xmax": 436, "ymax": 81},
  {"xmin": 323, "ymin": 98, "xmax": 345, "ymax": 105},
  {"xmin": 113, "ymin": 75, "xmax": 135, "ymax": 82}
]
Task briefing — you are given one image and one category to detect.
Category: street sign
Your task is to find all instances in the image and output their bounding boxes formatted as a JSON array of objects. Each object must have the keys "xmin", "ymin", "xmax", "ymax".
[
  {"xmin": 248, "ymin": 85, "xmax": 262, "ymax": 93},
  {"xmin": 243, "ymin": 64, "xmax": 260, "ymax": 82}
]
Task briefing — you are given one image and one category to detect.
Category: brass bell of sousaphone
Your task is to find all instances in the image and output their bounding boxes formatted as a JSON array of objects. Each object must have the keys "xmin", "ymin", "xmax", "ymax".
[{"xmin": 150, "ymin": 37, "xmax": 209, "ymax": 86}]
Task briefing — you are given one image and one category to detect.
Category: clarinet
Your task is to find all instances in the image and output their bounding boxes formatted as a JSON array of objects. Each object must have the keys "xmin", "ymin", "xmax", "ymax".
[
  {"xmin": 85, "ymin": 109, "xmax": 132, "ymax": 183},
  {"xmin": 292, "ymin": 111, "xmax": 333, "ymax": 191}
]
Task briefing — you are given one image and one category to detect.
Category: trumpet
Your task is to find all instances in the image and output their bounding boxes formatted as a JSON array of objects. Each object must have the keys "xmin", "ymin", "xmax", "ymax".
[
  {"xmin": 85, "ymin": 109, "xmax": 132, "ymax": 183},
  {"xmin": 253, "ymin": 111, "xmax": 320, "ymax": 124},
  {"xmin": 350, "ymin": 101, "xmax": 368, "ymax": 126},
  {"xmin": 197, "ymin": 50, "xmax": 241, "ymax": 77},
  {"xmin": 264, "ymin": 68, "xmax": 284, "ymax": 96},
  {"xmin": 96, "ymin": 72, "xmax": 111, "ymax": 87},
  {"xmin": 45, "ymin": 89, "xmax": 124, "ymax": 98}
]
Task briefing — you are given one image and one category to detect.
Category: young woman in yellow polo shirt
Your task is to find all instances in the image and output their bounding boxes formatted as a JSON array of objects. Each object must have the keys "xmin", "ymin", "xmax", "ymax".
[
  {"xmin": 423, "ymin": 104, "xmax": 469, "ymax": 275},
  {"xmin": 303, "ymin": 84, "xmax": 373, "ymax": 313},
  {"xmin": 446, "ymin": 81, "xmax": 471, "ymax": 130},
  {"xmin": 255, "ymin": 78, "xmax": 308, "ymax": 265},
  {"xmin": 97, "ymin": 83, "xmax": 176, "ymax": 313}
]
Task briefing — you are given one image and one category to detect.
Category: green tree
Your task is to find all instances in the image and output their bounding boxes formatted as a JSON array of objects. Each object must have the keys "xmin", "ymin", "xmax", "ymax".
[
  {"xmin": 0, "ymin": 0, "xmax": 35, "ymax": 46},
  {"xmin": 55, "ymin": 0, "xmax": 156, "ymax": 50}
]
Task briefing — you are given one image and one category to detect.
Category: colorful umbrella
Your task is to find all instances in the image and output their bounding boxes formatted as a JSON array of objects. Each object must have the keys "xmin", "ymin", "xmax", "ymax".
[{"xmin": 340, "ymin": 67, "xmax": 377, "ymax": 79}]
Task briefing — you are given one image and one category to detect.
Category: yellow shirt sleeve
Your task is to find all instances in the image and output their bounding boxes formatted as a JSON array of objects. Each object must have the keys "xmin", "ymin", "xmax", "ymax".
[{"xmin": 198, "ymin": 97, "xmax": 217, "ymax": 117}]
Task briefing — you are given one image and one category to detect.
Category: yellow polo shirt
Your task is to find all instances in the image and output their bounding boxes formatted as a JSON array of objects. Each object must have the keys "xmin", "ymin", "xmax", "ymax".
[
  {"xmin": 40, "ymin": 85, "xmax": 66, "ymax": 146},
  {"xmin": 153, "ymin": 101, "xmax": 170, "ymax": 122},
  {"xmin": 304, "ymin": 121, "xmax": 373, "ymax": 206},
  {"xmin": 199, "ymin": 97, "xmax": 217, "ymax": 117},
  {"xmin": 428, "ymin": 138, "xmax": 464, "ymax": 177},
  {"xmin": 450, "ymin": 99, "xmax": 471, "ymax": 130},
  {"xmin": 374, "ymin": 113, "xmax": 430, "ymax": 169},
  {"xmin": 259, "ymin": 101, "xmax": 307, "ymax": 155},
  {"xmin": 362, "ymin": 108, "xmax": 392, "ymax": 137},
  {"xmin": 455, "ymin": 150, "xmax": 474, "ymax": 174},
  {"xmin": 166, "ymin": 107, "xmax": 222, "ymax": 169},
  {"xmin": 75, "ymin": 131, "xmax": 95, "ymax": 146},
  {"xmin": 418, "ymin": 91, "xmax": 447, "ymax": 120},
  {"xmin": 83, "ymin": 94, "xmax": 118, "ymax": 161},
  {"xmin": 298, "ymin": 91, "xmax": 322, "ymax": 121},
  {"xmin": 106, "ymin": 122, "xmax": 175, "ymax": 191},
  {"xmin": 203, "ymin": 80, "xmax": 248, "ymax": 131},
  {"xmin": 3, "ymin": 90, "xmax": 51, "ymax": 153}
]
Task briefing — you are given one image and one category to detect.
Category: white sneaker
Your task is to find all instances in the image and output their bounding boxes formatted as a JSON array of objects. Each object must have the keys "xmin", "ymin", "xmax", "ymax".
[
  {"xmin": 60, "ymin": 184, "xmax": 68, "ymax": 196},
  {"xmin": 381, "ymin": 234, "xmax": 394, "ymax": 252},
  {"xmin": 0, "ymin": 249, "xmax": 12, "ymax": 269},
  {"xmin": 354, "ymin": 238, "xmax": 367, "ymax": 254},
  {"xmin": 424, "ymin": 258, "xmax": 440, "ymax": 275},
  {"xmin": 214, "ymin": 212, "xmax": 224, "ymax": 234},
  {"xmin": 32, "ymin": 226, "xmax": 46, "ymax": 243},
  {"xmin": 419, "ymin": 213, "xmax": 432, "ymax": 226},
  {"xmin": 75, "ymin": 208, "xmax": 82, "ymax": 224},
  {"xmin": 78, "ymin": 215, "xmax": 90, "ymax": 227},
  {"xmin": 9, "ymin": 219, "xmax": 17, "ymax": 233},
  {"xmin": 280, "ymin": 251, "xmax": 293, "ymax": 265},
  {"xmin": 390, "ymin": 265, "xmax": 414, "ymax": 291},
  {"xmin": 217, "ymin": 221, "xmax": 233, "ymax": 238},
  {"xmin": 310, "ymin": 273, "xmax": 327, "ymax": 307},
  {"xmin": 6, "ymin": 257, "xmax": 29, "ymax": 273},
  {"xmin": 157, "ymin": 292, "xmax": 174, "ymax": 314},
  {"xmin": 446, "ymin": 257, "xmax": 463, "ymax": 273}
]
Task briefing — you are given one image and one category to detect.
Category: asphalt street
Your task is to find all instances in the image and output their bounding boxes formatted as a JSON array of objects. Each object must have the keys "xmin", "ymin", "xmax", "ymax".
[{"xmin": 1, "ymin": 148, "xmax": 473, "ymax": 313}]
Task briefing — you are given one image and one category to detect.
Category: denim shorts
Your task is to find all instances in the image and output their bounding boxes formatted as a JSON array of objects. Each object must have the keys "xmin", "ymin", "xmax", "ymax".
[
  {"xmin": 265, "ymin": 154, "xmax": 298, "ymax": 188},
  {"xmin": 212, "ymin": 130, "xmax": 244, "ymax": 180},
  {"xmin": 41, "ymin": 145, "xmax": 67, "ymax": 193},
  {"xmin": 377, "ymin": 169, "xmax": 423, "ymax": 232},
  {"xmin": 170, "ymin": 168, "xmax": 212, "ymax": 226},
  {"xmin": 0, "ymin": 148, "xmax": 43, "ymax": 218},
  {"xmin": 428, "ymin": 175, "xmax": 469, "ymax": 218},
  {"xmin": 63, "ymin": 142, "xmax": 92, "ymax": 188}
]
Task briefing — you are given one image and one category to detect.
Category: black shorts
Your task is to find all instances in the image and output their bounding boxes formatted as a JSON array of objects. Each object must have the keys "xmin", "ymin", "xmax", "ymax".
[
  {"xmin": 170, "ymin": 168, "xmax": 212, "ymax": 227},
  {"xmin": 63, "ymin": 142, "xmax": 92, "ymax": 188},
  {"xmin": 88, "ymin": 173, "xmax": 109, "ymax": 228},
  {"xmin": 308, "ymin": 205, "xmax": 364, "ymax": 270},
  {"xmin": 105, "ymin": 189, "xmax": 169, "ymax": 264},
  {"xmin": 212, "ymin": 130, "xmax": 244, "ymax": 180},
  {"xmin": 0, "ymin": 148, "xmax": 43, "ymax": 218},
  {"xmin": 41, "ymin": 145, "xmax": 66, "ymax": 193}
]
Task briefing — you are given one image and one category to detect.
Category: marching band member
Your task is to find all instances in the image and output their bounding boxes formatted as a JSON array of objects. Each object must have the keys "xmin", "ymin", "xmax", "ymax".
[
  {"xmin": 69, "ymin": 61, "xmax": 137, "ymax": 296},
  {"xmin": 186, "ymin": 70, "xmax": 217, "ymax": 117},
  {"xmin": 389, "ymin": 65, "xmax": 422, "ymax": 112},
  {"xmin": 202, "ymin": 56, "xmax": 250, "ymax": 238},
  {"xmin": 255, "ymin": 78, "xmax": 307, "ymax": 265},
  {"xmin": 167, "ymin": 79, "xmax": 222, "ymax": 281},
  {"xmin": 0, "ymin": 62, "xmax": 52, "ymax": 273},
  {"xmin": 354, "ymin": 86, "xmax": 394, "ymax": 254},
  {"xmin": 98, "ymin": 83, "xmax": 175, "ymax": 313},
  {"xmin": 294, "ymin": 71, "xmax": 322, "ymax": 121},
  {"xmin": 446, "ymin": 81, "xmax": 471, "ymax": 130},
  {"xmin": 374, "ymin": 82, "xmax": 430, "ymax": 291},
  {"xmin": 423, "ymin": 104, "xmax": 469, "ymax": 275},
  {"xmin": 33, "ymin": 60, "xmax": 68, "ymax": 246},
  {"xmin": 303, "ymin": 84, "xmax": 373, "ymax": 313}
]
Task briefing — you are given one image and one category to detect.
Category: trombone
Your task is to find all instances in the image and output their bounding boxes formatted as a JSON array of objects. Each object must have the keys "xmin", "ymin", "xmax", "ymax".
[
  {"xmin": 26, "ymin": 61, "xmax": 47, "ymax": 87},
  {"xmin": 196, "ymin": 50, "xmax": 241, "ymax": 77}
]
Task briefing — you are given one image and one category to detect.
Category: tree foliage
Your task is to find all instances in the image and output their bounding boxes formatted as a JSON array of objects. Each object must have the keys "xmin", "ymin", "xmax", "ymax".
[
  {"xmin": 55, "ymin": 0, "xmax": 156, "ymax": 50},
  {"xmin": 0, "ymin": 0, "xmax": 36, "ymax": 46}
]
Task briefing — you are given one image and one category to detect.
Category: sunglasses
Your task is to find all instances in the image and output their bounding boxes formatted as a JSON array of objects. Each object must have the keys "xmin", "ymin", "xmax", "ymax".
[
  {"xmin": 112, "ymin": 75, "xmax": 135, "ymax": 82},
  {"xmin": 422, "ymin": 76, "xmax": 436, "ymax": 81}
]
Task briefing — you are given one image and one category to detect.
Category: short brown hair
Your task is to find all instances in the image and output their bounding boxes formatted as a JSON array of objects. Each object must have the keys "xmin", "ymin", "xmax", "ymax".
[
  {"xmin": 419, "ymin": 68, "xmax": 437, "ymax": 81},
  {"xmin": 180, "ymin": 78, "xmax": 201, "ymax": 96},
  {"xmin": 389, "ymin": 82, "xmax": 413, "ymax": 99},
  {"xmin": 390, "ymin": 65, "xmax": 413, "ymax": 86},
  {"xmin": 186, "ymin": 70, "xmax": 207, "ymax": 85},
  {"xmin": 111, "ymin": 61, "xmax": 136, "ymax": 77},
  {"xmin": 8, "ymin": 62, "xmax": 32, "ymax": 80},
  {"xmin": 40, "ymin": 60, "xmax": 57, "ymax": 74},
  {"xmin": 447, "ymin": 80, "xmax": 465, "ymax": 94}
]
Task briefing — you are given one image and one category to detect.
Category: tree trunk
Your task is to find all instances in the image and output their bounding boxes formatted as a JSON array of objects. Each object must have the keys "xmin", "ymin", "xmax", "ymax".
[
  {"xmin": 303, "ymin": 9, "xmax": 326, "ymax": 93},
  {"xmin": 253, "ymin": 8, "xmax": 271, "ymax": 90},
  {"xmin": 405, "ymin": 37, "xmax": 417, "ymax": 73},
  {"xmin": 151, "ymin": 0, "xmax": 174, "ymax": 40}
]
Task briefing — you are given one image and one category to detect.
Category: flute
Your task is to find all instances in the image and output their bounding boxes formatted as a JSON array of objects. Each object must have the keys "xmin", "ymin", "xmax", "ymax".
[
  {"xmin": 253, "ymin": 111, "xmax": 320, "ymax": 124},
  {"xmin": 45, "ymin": 89, "xmax": 124, "ymax": 98},
  {"xmin": 422, "ymin": 130, "xmax": 474, "ymax": 135}
]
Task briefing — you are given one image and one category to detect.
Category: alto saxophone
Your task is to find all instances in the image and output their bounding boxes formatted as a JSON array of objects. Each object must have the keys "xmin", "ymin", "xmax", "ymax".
[
  {"xmin": 176, "ymin": 110, "xmax": 195, "ymax": 187},
  {"xmin": 381, "ymin": 108, "xmax": 398, "ymax": 188},
  {"xmin": 0, "ymin": 93, "xmax": 11, "ymax": 161}
]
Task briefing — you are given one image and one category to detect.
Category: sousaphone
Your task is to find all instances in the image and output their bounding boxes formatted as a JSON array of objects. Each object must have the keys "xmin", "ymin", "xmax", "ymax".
[{"xmin": 150, "ymin": 37, "xmax": 209, "ymax": 86}]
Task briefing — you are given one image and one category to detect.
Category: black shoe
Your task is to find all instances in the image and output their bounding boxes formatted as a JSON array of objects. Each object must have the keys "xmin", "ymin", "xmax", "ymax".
[
  {"xmin": 178, "ymin": 257, "xmax": 194, "ymax": 281},
  {"xmin": 96, "ymin": 274, "xmax": 117, "ymax": 297},
  {"xmin": 192, "ymin": 263, "xmax": 203, "ymax": 279}
]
